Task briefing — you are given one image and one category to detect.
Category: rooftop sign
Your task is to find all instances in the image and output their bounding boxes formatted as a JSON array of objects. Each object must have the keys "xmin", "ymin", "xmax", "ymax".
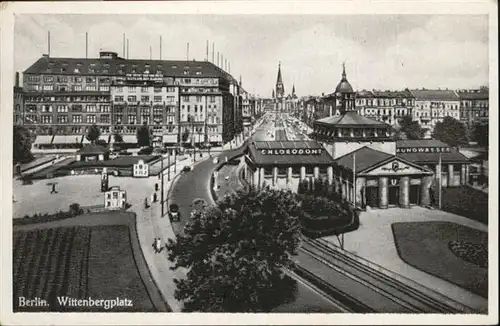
[
  {"xmin": 397, "ymin": 147, "xmax": 451, "ymax": 154},
  {"xmin": 125, "ymin": 73, "xmax": 163, "ymax": 82},
  {"xmin": 260, "ymin": 148, "xmax": 323, "ymax": 155}
]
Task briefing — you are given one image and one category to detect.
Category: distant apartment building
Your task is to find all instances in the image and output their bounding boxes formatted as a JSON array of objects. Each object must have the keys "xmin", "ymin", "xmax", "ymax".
[
  {"xmin": 410, "ymin": 89, "xmax": 461, "ymax": 137},
  {"xmin": 355, "ymin": 89, "xmax": 414, "ymax": 126},
  {"xmin": 19, "ymin": 51, "xmax": 242, "ymax": 149},
  {"xmin": 457, "ymin": 88, "xmax": 489, "ymax": 130}
]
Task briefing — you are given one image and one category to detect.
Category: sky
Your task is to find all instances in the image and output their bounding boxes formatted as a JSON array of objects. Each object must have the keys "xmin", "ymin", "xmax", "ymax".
[{"xmin": 14, "ymin": 14, "xmax": 489, "ymax": 97}]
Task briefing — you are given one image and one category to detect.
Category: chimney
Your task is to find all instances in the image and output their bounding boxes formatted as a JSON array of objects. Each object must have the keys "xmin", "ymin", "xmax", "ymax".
[{"xmin": 15, "ymin": 72, "xmax": 20, "ymax": 87}]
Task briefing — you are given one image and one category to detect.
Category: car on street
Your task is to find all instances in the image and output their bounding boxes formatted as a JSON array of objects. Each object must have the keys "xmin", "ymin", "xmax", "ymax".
[
  {"xmin": 182, "ymin": 166, "xmax": 192, "ymax": 172},
  {"xmin": 168, "ymin": 203, "xmax": 180, "ymax": 222}
]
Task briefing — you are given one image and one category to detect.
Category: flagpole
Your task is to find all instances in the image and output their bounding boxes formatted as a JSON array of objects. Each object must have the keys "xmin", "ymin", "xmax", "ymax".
[
  {"xmin": 438, "ymin": 153, "xmax": 442, "ymax": 209},
  {"xmin": 353, "ymin": 153, "xmax": 356, "ymax": 207}
]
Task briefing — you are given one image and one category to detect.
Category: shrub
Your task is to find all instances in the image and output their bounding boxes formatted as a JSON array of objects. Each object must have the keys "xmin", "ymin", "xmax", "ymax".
[{"xmin": 69, "ymin": 203, "xmax": 83, "ymax": 216}]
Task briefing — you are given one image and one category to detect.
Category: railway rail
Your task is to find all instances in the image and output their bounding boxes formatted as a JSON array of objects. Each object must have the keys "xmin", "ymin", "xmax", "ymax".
[{"xmin": 296, "ymin": 237, "xmax": 476, "ymax": 313}]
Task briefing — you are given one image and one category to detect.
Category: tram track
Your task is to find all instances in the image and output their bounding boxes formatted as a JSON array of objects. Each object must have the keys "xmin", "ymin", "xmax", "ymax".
[{"xmin": 298, "ymin": 237, "xmax": 475, "ymax": 313}]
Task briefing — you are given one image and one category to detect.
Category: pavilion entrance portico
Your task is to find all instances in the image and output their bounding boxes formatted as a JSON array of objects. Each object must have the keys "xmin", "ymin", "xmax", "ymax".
[{"xmin": 356, "ymin": 161, "xmax": 434, "ymax": 209}]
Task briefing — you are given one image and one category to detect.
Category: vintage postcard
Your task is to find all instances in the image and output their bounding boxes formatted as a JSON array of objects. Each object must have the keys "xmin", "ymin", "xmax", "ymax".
[{"xmin": 0, "ymin": 1, "xmax": 497, "ymax": 325}]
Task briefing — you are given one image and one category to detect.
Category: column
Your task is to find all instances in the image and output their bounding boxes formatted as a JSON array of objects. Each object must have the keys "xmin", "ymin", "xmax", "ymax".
[
  {"xmin": 286, "ymin": 167, "xmax": 293, "ymax": 188},
  {"xmin": 339, "ymin": 175, "xmax": 344, "ymax": 197},
  {"xmin": 420, "ymin": 175, "xmax": 433, "ymax": 206},
  {"xmin": 342, "ymin": 180, "xmax": 348, "ymax": 200},
  {"xmin": 460, "ymin": 164, "xmax": 466, "ymax": 185},
  {"xmin": 300, "ymin": 166, "xmax": 306, "ymax": 181},
  {"xmin": 399, "ymin": 176, "xmax": 410, "ymax": 208},
  {"xmin": 259, "ymin": 167, "xmax": 265, "ymax": 188},
  {"xmin": 253, "ymin": 168, "xmax": 259, "ymax": 187},
  {"xmin": 313, "ymin": 166, "xmax": 320, "ymax": 180},
  {"xmin": 465, "ymin": 164, "xmax": 470, "ymax": 184},
  {"xmin": 356, "ymin": 177, "xmax": 366, "ymax": 208},
  {"xmin": 448, "ymin": 164, "xmax": 454, "ymax": 187},
  {"xmin": 272, "ymin": 166, "xmax": 278, "ymax": 186},
  {"xmin": 327, "ymin": 166, "xmax": 333, "ymax": 185},
  {"xmin": 379, "ymin": 176, "xmax": 388, "ymax": 209}
]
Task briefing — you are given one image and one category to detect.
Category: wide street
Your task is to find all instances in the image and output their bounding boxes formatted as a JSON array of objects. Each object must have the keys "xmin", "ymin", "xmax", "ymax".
[{"xmin": 168, "ymin": 114, "xmax": 343, "ymax": 312}]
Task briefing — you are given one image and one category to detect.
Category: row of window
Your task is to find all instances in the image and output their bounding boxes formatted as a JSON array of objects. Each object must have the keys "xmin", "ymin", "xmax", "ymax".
[
  {"xmin": 27, "ymin": 75, "xmax": 111, "ymax": 84},
  {"xmin": 181, "ymin": 95, "xmax": 218, "ymax": 102},
  {"xmin": 355, "ymin": 99, "xmax": 413, "ymax": 106},
  {"xmin": 113, "ymin": 107, "xmax": 176, "ymax": 114},
  {"xmin": 114, "ymin": 86, "xmax": 177, "ymax": 93},
  {"xmin": 114, "ymin": 95, "xmax": 176, "ymax": 103},
  {"xmin": 26, "ymin": 96, "xmax": 110, "ymax": 103}
]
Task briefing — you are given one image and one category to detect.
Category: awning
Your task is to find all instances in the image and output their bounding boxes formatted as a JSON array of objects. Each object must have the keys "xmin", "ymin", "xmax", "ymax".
[
  {"xmin": 163, "ymin": 134, "xmax": 178, "ymax": 143},
  {"xmin": 53, "ymin": 135, "xmax": 81, "ymax": 144},
  {"xmin": 33, "ymin": 135, "xmax": 54, "ymax": 145},
  {"xmin": 99, "ymin": 135, "xmax": 110, "ymax": 143},
  {"xmin": 208, "ymin": 135, "xmax": 222, "ymax": 142},
  {"xmin": 122, "ymin": 135, "xmax": 137, "ymax": 144}
]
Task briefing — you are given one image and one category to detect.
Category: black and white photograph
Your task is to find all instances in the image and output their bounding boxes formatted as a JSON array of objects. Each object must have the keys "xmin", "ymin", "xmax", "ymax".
[{"xmin": 0, "ymin": 1, "xmax": 497, "ymax": 325}]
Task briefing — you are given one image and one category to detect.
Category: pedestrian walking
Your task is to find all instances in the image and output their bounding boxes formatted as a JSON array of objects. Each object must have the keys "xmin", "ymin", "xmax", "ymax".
[
  {"xmin": 157, "ymin": 238, "xmax": 163, "ymax": 253},
  {"xmin": 50, "ymin": 183, "xmax": 58, "ymax": 194},
  {"xmin": 152, "ymin": 238, "xmax": 158, "ymax": 253}
]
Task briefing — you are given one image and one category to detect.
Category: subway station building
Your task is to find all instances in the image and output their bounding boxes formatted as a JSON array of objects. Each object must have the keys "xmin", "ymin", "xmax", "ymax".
[{"xmin": 244, "ymin": 65, "xmax": 470, "ymax": 209}]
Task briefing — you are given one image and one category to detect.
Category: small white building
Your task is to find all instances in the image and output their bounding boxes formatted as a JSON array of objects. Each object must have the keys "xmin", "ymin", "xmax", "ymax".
[
  {"xmin": 133, "ymin": 159, "xmax": 149, "ymax": 177},
  {"xmin": 104, "ymin": 186, "xmax": 127, "ymax": 210}
]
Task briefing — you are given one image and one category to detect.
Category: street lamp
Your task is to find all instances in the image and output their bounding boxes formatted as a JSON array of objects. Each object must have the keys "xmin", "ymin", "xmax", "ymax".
[
  {"xmin": 190, "ymin": 114, "xmax": 196, "ymax": 162},
  {"xmin": 160, "ymin": 155, "xmax": 164, "ymax": 217}
]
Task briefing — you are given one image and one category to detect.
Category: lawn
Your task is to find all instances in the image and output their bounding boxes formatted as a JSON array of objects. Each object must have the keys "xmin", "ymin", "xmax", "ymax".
[
  {"xmin": 439, "ymin": 186, "xmax": 489, "ymax": 225},
  {"xmin": 66, "ymin": 155, "xmax": 159, "ymax": 168},
  {"xmin": 13, "ymin": 224, "xmax": 157, "ymax": 312},
  {"xmin": 392, "ymin": 221, "xmax": 488, "ymax": 298},
  {"xmin": 27, "ymin": 155, "xmax": 159, "ymax": 180}
]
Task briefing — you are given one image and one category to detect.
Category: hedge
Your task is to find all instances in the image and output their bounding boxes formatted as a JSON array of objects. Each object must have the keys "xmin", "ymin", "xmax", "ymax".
[{"xmin": 13, "ymin": 203, "xmax": 85, "ymax": 226}]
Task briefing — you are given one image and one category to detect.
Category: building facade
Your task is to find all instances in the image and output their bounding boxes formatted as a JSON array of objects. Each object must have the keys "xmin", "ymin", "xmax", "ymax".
[
  {"xmin": 20, "ymin": 51, "xmax": 242, "ymax": 149},
  {"xmin": 355, "ymin": 89, "xmax": 414, "ymax": 126},
  {"xmin": 410, "ymin": 89, "xmax": 461, "ymax": 137},
  {"xmin": 457, "ymin": 88, "xmax": 489, "ymax": 133}
]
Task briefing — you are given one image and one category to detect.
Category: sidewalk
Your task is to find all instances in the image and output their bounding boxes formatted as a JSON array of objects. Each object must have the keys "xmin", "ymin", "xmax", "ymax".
[
  {"xmin": 323, "ymin": 207, "xmax": 488, "ymax": 311},
  {"xmin": 133, "ymin": 154, "xmax": 210, "ymax": 312}
]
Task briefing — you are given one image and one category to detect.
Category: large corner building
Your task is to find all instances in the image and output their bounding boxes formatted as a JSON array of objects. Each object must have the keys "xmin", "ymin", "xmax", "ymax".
[{"xmin": 18, "ymin": 51, "xmax": 244, "ymax": 149}]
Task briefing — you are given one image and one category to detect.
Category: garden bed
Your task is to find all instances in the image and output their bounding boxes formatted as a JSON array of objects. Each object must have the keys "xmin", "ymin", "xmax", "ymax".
[
  {"xmin": 439, "ymin": 186, "xmax": 489, "ymax": 225},
  {"xmin": 392, "ymin": 221, "xmax": 488, "ymax": 298},
  {"xmin": 13, "ymin": 223, "xmax": 159, "ymax": 312}
]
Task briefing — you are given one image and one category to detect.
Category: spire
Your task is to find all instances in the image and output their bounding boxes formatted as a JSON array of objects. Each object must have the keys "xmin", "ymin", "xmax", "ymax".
[
  {"xmin": 342, "ymin": 62, "xmax": 347, "ymax": 80},
  {"xmin": 292, "ymin": 84, "xmax": 295, "ymax": 95},
  {"xmin": 276, "ymin": 61, "xmax": 283, "ymax": 84},
  {"xmin": 239, "ymin": 75, "xmax": 242, "ymax": 87}
]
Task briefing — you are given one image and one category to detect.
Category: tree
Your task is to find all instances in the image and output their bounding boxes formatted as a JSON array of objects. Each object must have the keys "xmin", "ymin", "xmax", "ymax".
[
  {"xmin": 472, "ymin": 123, "xmax": 489, "ymax": 148},
  {"xmin": 166, "ymin": 186, "xmax": 301, "ymax": 312},
  {"xmin": 13, "ymin": 125, "xmax": 34, "ymax": 164},
  {"xmin": 136, "ymin": 122, "xmax": 152, "ymax": 147},
  {"xmin": 397, "ymin": 116, "xmax": 425, "ymax": 140},
  {"xmin": 432, "ymin": 117, "xmax": 468, "ymax": 147},
  {"xmin": 86, "ymin": 124, "xmax": 101, "ymax": 144},
  {"xmin": 182, "ymin": 128, "xmax": 190, "ymax": 144}
]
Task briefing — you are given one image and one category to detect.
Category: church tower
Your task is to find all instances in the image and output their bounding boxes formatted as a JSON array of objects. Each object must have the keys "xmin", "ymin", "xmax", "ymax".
[{"xmin": 275, "ymin": 62, "xmax": 285, "ymax": 111}]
